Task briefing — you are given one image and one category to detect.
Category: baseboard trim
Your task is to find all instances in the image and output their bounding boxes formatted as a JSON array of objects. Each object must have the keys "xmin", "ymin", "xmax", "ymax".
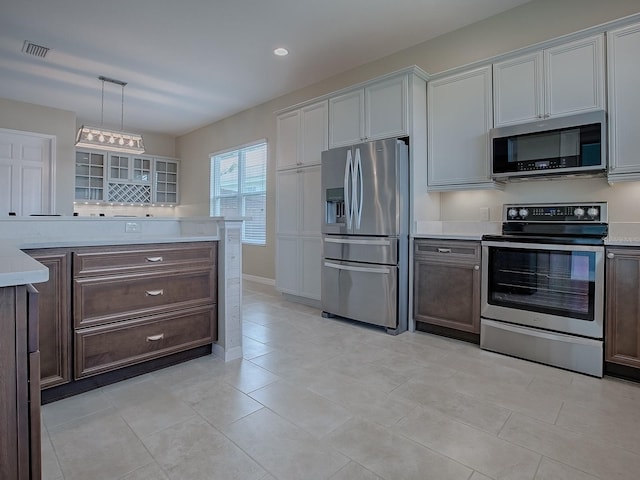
[
  {"xmin": 243, "ymin": 274, "xmax": 275, "ymax": 285},
  {"xmin": 282, "ymin": 292, "xmax": 321, "ymax": 309}
]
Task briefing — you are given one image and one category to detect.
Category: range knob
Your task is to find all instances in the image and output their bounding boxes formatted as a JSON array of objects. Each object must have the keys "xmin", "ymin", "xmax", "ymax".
[
  {"xmin": 508, "ymin": 208, "xmax": 518, "ymax": 218},
  {"xmin": 587, "ymin": 207, "xmax": 599, "ymax": 218},
  {"xmin": 518, "ymin": 208, "xmax": 529, "ymax": 218},
  {"xmin": 574, "ymin": 207, "xmax": 585, "ymax": 217}
]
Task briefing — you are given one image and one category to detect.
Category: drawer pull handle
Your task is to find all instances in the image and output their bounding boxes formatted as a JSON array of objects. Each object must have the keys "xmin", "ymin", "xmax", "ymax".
[
  {"xmin": 145, "ymin": 289, "xmax": 164, "ymax": 296},
  {"xmin": 146, "ymin": 256, "xmax": 164, "ymax": 262},
  {"xmin": 146, "ymin": 333, "xmax": 164, "ymax": 342},
  {"xmin": 437, "ymin": 248, "xmax": 452, "ymax": 253}
]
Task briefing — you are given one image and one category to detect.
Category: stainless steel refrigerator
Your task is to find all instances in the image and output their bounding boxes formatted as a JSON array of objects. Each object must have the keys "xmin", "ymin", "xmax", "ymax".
[{"xmin": 321, "ymin": 138, "xmax": 409, "ymax": 334}]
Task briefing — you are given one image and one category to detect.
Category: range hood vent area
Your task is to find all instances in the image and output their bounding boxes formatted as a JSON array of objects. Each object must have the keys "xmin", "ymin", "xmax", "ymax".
[{"xmin": 22, "ymin": 40, "xmax": 50, "ymax": 58}]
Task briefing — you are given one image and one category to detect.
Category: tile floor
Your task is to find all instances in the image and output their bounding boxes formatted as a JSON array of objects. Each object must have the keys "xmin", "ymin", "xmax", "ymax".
[{"xmin": 41, "ymin": 280, "xmax": 640, "ymax": 480}]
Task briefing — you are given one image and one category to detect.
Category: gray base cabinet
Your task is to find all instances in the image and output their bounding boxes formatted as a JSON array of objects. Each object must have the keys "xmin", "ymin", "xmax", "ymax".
[
  {"xmin": 605, "ymin": 247, "xmax": 640, "ymax": 369},
  {"xmin": 413, "ymin": 239, "xmax": 481, "ymax": 336}
]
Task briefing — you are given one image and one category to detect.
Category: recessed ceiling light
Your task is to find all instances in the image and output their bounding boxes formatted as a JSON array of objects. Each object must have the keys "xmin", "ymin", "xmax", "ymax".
[{"xmin": 273, "ymin": 47, "xmax": 289, "ymax": 56}]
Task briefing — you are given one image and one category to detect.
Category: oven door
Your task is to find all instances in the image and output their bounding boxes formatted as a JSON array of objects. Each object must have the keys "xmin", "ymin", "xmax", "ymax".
[{"xmin": 481, "ymin": 240, "xmax": 604, "ymax": 339}]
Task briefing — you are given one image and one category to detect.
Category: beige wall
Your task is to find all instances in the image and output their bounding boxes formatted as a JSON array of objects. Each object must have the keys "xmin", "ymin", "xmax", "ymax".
[
  {"xmin": 177, "ymin": 0, "xmax": 640, "ymax": 281},
  {"xmin": 0, "ymin": 97, "xmax": 177, "ymax": 216}
]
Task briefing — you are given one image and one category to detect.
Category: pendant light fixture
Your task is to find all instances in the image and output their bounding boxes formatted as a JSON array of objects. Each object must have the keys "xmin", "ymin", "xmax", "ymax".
[{"xmin": 75, "ymin": 76, "xmax": 145, "ymax": 154}]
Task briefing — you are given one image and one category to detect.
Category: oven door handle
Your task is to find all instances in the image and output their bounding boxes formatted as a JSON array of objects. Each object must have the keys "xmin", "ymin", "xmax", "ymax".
[{"xmin": 481, "ymin": 240, "xmax": 604, "ymax": 253}]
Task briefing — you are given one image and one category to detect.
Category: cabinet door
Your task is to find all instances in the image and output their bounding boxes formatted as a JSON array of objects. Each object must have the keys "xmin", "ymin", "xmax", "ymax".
[
  {"xmin": 607, "ymin": 23, "xmax": 640, "ymax": 178},
  {"xmin": 493, "ymin": 52, "xmax": 543, "ymax": 126},
  {"xmin": 300, "ymin": 237, "xmax": 321, "ymax": 300},
  {"xmin": 365, "ymin": 75, "xmax": 408, "ymax": 141},
  {"xmin": 276, "ymin": 170, "xmax": 299, "ymax": 236},
  {"xmin": 75, "ymin": 151, "xmax": 105, "ymax": 201},
  {"xmin": 413, "ymin": 258, "xmax": 480, "ymax": 334},
  {"xmin": 544, "ymin": 34, "xmax": 604, "ymax": 117},
  {"xmin": 605, "ymin": 248, "xmax": 640, "ymax": 368},
  {"xmin": 276, "ymin": 236, "xmax": 299, "ymax": 294},
  {"xmin": 329, "ymin": 89, "xmax": 365, "ymax": 148},
  {"xmin": 154, "ymin": 159, "xmax": 178, "ymax": 204},
  {"xmin": 427, "ymin": 66, "xmax": 494, "ymax": 189},
  {"xmin": 276, "ymin": 110, "xmax": 301, "ymax": 169},
  {"xmin": 300, "ymin": 166, "xmax": 321, "ymax": 236},
  {"xmin": 300, "ymin": 101, "xmax": 328, "ymax": 167},
  {"xmin": 26, "ymin": 251, "xmax": 71, "ymax": 389}
]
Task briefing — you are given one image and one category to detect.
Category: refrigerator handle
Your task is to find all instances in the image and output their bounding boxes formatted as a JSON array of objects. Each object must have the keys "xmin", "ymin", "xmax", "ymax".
[
  {"xmin": 355, "ymin": 147, "xmax": 363, "ymax": 229},
  {"xmin": 344, "ymin": 149, "xmax": 353, "ymax": 229}
]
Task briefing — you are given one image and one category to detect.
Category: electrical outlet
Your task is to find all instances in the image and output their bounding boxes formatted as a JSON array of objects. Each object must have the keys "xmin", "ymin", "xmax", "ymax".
[
  {"xmin": 479, "ymin": 207, "xmax": 490, "ymax": 222},
  {"xmin": 125, "ymin": 221, "xmax": 141, "ymax": 233}
]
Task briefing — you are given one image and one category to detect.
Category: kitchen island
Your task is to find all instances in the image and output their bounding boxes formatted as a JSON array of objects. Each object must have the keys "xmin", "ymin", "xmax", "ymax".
[{"xmin": 0, "ymin": 216, "xmax": 244, "ymax": 394}]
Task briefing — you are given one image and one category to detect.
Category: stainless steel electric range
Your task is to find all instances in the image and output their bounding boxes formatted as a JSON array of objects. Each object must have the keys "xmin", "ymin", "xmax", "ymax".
[{"xmin": 481, "ymin": 202, "xmax": 608, "ymax": 377}]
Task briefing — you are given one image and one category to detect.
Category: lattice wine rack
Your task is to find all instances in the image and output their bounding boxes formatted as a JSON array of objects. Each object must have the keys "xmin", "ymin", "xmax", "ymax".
[{"xmin": 108, "ymin": 183, "xmax": 152, "ymax": 203}]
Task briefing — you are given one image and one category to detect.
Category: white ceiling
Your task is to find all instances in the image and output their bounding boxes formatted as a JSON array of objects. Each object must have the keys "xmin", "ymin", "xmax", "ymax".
[{"xmin": 0, "ymin": 0, "xmax": 532, "ymax": 136}]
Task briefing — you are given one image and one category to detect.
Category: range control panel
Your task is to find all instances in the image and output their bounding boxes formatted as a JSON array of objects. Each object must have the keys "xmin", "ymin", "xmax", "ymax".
[{"xmin": 503, "ymin": 202, "xmax": 608, "ymax": 223}]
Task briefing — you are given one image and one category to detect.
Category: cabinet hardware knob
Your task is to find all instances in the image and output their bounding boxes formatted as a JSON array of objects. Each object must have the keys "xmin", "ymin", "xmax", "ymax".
[
  {"xmin": 437, "ymin": 248, "xmax": 452, "ymax": 253},
  {"xmin": 146, "ymin": 333, "xmax": 164, "ymax": 342},
  {"xmin": 145, "ymin": 256, "xmax": 163, "ymax": 262},
  {"xmin": 607, "ymin": 253, "xmax": 615, "ymax": 259},
  {"xmin": 474, "ymin": 265, "xmax": 480, "ymax": 270},
  {"xmin": 145, "ymin": 289, "xmax": 164, "ymax": 296}
]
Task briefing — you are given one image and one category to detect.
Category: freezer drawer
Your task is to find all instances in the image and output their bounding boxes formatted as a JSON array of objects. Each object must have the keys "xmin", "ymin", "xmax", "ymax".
[
  {"xmin": 322, "ymin": 259, "xmax": 398, "ymax": 329},
  {"xmin": 323, "ymin": 235, "xmax": 398, "ymax": 265}
]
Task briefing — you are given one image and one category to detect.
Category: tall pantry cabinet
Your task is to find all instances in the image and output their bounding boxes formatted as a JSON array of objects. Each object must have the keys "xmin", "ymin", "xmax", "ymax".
[{"xmin": 275, "ymin": 100, "xmax": 327, "ymax": 301}]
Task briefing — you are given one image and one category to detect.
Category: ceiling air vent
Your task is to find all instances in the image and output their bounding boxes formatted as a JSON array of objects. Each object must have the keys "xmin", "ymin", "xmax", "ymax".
[{"xmin": 22, "ymin": 40, "xmax": 50, "ymax": 58}]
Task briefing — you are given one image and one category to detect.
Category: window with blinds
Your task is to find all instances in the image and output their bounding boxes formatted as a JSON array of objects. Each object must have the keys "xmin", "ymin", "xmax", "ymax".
[{"xmin": 210, "ymin": 141, "xmax": 267, "ymax": 245}]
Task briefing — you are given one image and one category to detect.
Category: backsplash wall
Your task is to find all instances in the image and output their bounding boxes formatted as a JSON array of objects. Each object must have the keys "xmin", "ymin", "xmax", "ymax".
[
  {"xmin": 439, "ymin": 176, "xmax": 640, "ymax": 222},
  {"xmin": 73, "ymin": 203, "xmax": 178, "ymax": 218}
]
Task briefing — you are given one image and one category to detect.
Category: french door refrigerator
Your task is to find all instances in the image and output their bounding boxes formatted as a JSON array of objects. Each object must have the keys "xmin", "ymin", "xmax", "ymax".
[{"xmin": 321, "ymin": 138, "xmax": 409, "ymax": 334}]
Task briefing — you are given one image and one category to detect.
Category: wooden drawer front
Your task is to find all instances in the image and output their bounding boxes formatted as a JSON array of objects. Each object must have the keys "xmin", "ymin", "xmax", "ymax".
[
  {"xmin": 75, "ymin": 305, "xmax": 216, "ymax": 378},
  {"xmin": 414, "ymin": 239, "xmax": 480, "ymax": 262},
  {"xmin": 74, "ymin": 268, "xmax": 216, "ymax": 328},
  {"xmin": 73, "ymin": 242, "xmax": 217, "ymax": 277}
]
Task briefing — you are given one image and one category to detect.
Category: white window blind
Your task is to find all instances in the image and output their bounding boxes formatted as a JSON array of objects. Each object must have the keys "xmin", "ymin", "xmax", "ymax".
[{"xmin": 210, "ymin": 141, "xmax": 267, "ymax": 245}]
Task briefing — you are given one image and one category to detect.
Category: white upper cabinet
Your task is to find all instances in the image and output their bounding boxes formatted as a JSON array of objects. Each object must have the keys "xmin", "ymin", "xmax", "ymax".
[
  {"xmin": 301, "ymin": 101, "xmax": 329, "ymax": 166},
  {"xmin": 329, "ymin": 74, "xmax": 408, "ymax": 148},
  {"xmin": 428, "ymin": 66, "xmax": 498, "ymax": 190},
  {"xmin": 276, "ymin": 100, "xmax": 328, "ymax": 170},
  {"xmin": 607, "ymin": 22, "xmax": 640, "ymax": 181},
  {"xmin": 275, "ymin": 110, "xmax": 301, "ymax": 170},
  {"xmin": 328, "ymin": 89, "xmax": 365, "ymax": 148},
  {"xmin": 493, "ymin": 34, "xmax": 605, "ymax": 127}
]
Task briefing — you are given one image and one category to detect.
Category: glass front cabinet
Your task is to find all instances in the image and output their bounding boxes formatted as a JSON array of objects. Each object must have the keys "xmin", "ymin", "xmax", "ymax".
[{"xmin": 74, "ymin": 150, "xmax": 179, "ymax": 205}]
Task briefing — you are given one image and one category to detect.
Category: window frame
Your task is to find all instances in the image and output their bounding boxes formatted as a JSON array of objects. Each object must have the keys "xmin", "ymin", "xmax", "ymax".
[{"xmin": 210, "ymin": 140, "xmax": 267, "ymax": 245}]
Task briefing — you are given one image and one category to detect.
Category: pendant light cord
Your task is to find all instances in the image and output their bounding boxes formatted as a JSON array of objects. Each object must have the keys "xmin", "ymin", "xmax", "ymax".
[
  {"xmin": 100, "ymin": 78, "xmax": 105, "ymax": 127},
  {"xmin": 121, "ymin": 84, "xmax": 125, "ymax": 131}
]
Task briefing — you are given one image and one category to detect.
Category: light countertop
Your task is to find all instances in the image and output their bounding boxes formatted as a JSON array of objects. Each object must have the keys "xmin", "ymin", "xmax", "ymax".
[{"xmin": 0, "ymin": 216, "xmax": 237, "ymax": 287}]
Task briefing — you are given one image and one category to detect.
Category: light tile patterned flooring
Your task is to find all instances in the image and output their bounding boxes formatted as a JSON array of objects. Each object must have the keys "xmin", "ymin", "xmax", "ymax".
[{"xmin": 42, "ymin": 280, "xmax": 640, "ymax": 480}]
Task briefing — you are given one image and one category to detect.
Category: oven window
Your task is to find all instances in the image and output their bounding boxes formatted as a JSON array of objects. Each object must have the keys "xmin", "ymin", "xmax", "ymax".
[{"xmin": 488, "ymin": 247, "xmax": 595, "ymax": 321}]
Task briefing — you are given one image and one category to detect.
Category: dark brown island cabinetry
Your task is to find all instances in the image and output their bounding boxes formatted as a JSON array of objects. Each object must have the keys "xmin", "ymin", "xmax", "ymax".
[
  {"xmin": 413, "ymin": 239, "xmax": 481, "ymax": 343},
  {"xmin": 605, "ymin": 247, "xmax": 640, "ymax": 378},
  {"xmin": 0, "ymin": 284, "xmax": 41, "ymax": 480},
  {"xmin": 27, "ymin": 241, "xmax": 218, "ymax": 402},
  {"xmin": 23, "ymin": 249, "xmax": 72, "ymax": 389},
  {"xmin": 72, "ymin": 242, "xmax": 218, "ymax": 379}
]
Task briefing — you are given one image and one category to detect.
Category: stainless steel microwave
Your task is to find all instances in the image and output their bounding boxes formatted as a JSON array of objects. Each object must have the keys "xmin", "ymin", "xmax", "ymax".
[{"xmin": 490, "ymin": 110, "xmax": 606, "ymax": 179}]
